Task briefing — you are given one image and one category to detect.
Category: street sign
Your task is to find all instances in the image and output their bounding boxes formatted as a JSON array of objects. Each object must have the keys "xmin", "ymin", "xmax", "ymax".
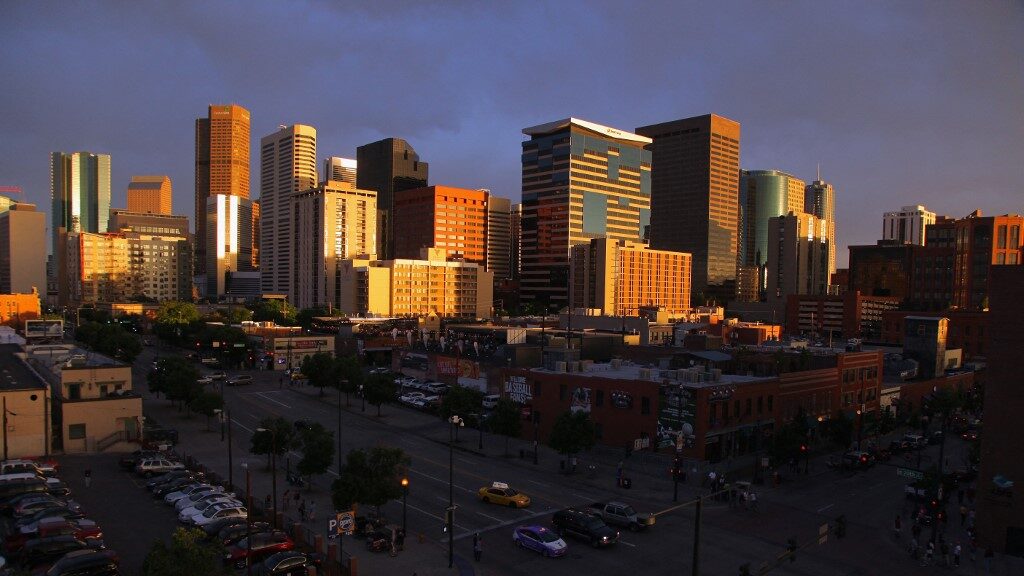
[
  {"xmin": 328, "ymin": 510, "xmax": 355, "ymax": 538},
  {"xmin": 897, "ymin": 467, "xmax": 924, "ymax": 480}
]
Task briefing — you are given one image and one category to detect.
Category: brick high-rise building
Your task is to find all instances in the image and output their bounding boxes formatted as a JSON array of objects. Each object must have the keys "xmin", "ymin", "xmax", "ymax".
[
  {"xmin": 126, "ymin": 175, "xmax": 172, "ymax": 215},
  {"xmin": 259, "ymin": 124, "xmax": 318, "ymax": 299},
  {"xmin": 293, "ymin": 181, "xmax": 377, "ymax": 310},
  {"xmin": 520, "ymin": 118, "xmax": 652, "ymax": 310},
  {"xmin": 392, "ymin": 185, "xmax": 488, "ymax": 265},
  {"xmin": 0, "ymin": 203, "xmax": 46, "ymax": 295},
  {"xmin": 356, "ymin": 138, "xmax": 429, "ymax": 259},
  {"xmin": 976, "ymin": 265, "xmax": 1024, "ymax": 554},
  {"xmin": 637, "ymin": 114, "xmax": 740, "ymax": 304},
  {"xmin": 950, "ymin": 211, "xmax": 1022, "ymax": 310},
  {"xmin": 194, "ymin": 104, "xmax": 250, "ymax": 276}
]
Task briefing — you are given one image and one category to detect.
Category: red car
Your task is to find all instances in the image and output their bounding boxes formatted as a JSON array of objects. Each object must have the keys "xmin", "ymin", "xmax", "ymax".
[
  {"xmin": 224, "ymin": 530, "xmax": 294, "ymax": 568},
  {"xmin": 5, "ymin": 518, "xmax": 102, "ymax": 554}
]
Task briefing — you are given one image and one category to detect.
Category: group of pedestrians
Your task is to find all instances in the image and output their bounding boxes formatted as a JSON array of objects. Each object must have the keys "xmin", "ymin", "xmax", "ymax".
[{"xmin": 896, "ymin": 483, "xmax": 997, "ymax": 573}]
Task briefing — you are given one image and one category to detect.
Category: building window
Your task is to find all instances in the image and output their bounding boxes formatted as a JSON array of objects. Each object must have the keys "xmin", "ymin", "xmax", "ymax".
[
  {"xmin": 757, "ymin": 396, "xmax": 763, "ymax": 414},
  {"xmin": 595, "ymin": 390, "xmax": 604, "ymax": 408},
  {"xmin": 734, "ymin": 400, "xmax": 740, "ymax": 418},
  {"xmin": 641, "ymin": 397, "xmax": 650, "ymax": 415},
  {"xmin": 68, "ymin": 384, "xmax": 82, "ymax": 400},
  {"xmin": 745, "ymin": 398, "xmax": 752, "ymax": 416},
  {"xmin": 767, "ymin": 395, "xmax": 773, "ymax": 412},
  {"xmin": 68, "ymin": 424, "xmax": 86, "ymax": 440}
]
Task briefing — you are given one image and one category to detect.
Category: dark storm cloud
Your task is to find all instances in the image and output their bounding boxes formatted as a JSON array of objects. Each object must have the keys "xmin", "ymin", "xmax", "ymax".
[{"xmin": 1, "ymin": 1, "xmax": 1021, "ymax": 265}]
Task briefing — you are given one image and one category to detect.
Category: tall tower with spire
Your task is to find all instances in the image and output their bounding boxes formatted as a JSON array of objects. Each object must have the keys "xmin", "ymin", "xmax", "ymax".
[{"xmin": 804, "ymin": 170, "xmax": 836, "ymax": 277}]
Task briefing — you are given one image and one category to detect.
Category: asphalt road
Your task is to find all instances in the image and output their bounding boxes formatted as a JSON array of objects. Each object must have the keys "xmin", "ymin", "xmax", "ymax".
[{"xmin": 136, "ymin": 346, "xmax": 1005, "ymax": 576}]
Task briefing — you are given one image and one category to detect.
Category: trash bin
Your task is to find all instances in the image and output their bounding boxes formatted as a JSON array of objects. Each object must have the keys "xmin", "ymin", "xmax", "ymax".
[{"xmin": 621, "ymin": 477, "xmax": 632, "ymax": 489}]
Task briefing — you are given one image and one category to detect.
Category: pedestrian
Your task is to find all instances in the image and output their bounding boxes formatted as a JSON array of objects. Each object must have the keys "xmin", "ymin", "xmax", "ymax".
[
  {"xmin": 909, "ymin": 537, "xmax": 919, "ymax": 560},
  {"xmin": 924, "ymin": 541, "xmax": 934, "ymax": 566},
  {"xmin": 968, "ymin": 508, "xmax": 976, "ymax": 528},
  {"xmin": 473, "ymin": 532, "xmax": 482, "ymax": 562},
  {"xmin": 894, "ymin": 514, "xmax": 902, "ymax": 540},
  {"xmin": 298, "ymin": 500, "xmax": 306, "ymax": 522},
  {"xmin": 984, "ymin": 546, "xmax": 993, "ymax": 574},
  {"xmin": 748, "ymin": 491, "xmax": 758, "ymax": 512},
  {"xmin": 960, "ymin": 504, "xmax": 968, "ymax": 526},
  {"xmin": 953, "ymin": 542, "xmax": 961, "ymax": 567},
  {"xmin": 396, "ymin": 528, "xmax": 405, "ymax": 551},
  {"xmin": 83, "ymin": 468, "xmax": 91, "ymax": 488},
  {"xmin": 308, "ymin": 500, "xmax": 316, "ymax": 522}
]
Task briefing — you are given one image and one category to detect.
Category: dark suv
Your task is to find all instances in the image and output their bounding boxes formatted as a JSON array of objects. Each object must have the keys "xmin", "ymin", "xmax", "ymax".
[{"xmin": 551, "ymin": 508, "xmax": 619, "ymax": 548}]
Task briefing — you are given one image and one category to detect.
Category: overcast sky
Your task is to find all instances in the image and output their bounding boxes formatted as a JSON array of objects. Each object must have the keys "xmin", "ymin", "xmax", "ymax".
[{"xmin": 2, "ymin": 1, "xmax": 1021, "ymax": 266}]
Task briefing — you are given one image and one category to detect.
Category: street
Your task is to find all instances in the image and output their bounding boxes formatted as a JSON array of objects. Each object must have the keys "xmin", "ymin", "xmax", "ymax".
[{"xmin": 135, "ymin": 346, "xmax": 1015, "ymax": 575}]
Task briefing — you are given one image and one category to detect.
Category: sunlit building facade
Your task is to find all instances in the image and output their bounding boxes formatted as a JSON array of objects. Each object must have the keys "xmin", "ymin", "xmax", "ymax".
[
  {"xmin": 126, "ymin": 175, "xmax": 172, "ymax": 215},
  {"xmin": 570, "ymin": 238, "xmax": 691, "ymax": 316},
  {"xmin": 195, "ymin": 104, "xmax": 250, "ymax": 275}
]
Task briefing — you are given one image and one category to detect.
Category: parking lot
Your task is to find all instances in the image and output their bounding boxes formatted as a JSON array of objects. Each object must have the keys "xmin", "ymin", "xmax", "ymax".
[{"xmin": 56, "ymin": 453, "xmax": 180, "ymax": 575}]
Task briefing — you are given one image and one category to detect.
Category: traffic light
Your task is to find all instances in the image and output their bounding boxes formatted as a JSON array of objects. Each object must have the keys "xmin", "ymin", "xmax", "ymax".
[
  {"xmin": 787, "ymin": 538, "xmax": 797, "ymax": 562},
  {"xmin": 800, "ymin": 444, "xmax": 807, "ymax": 453},
  {"xmin": 836, "ymin": 515, "xmax": 846, "ymax": 538}
]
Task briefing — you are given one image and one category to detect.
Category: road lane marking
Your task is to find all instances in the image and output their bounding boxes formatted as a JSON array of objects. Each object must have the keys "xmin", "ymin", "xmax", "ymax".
[
  {"xmin": 256, "ymin": 392, "xmax": 292, "ymax": 409},
  {"xmin": 232, "ymin": 419, "xmax": 254, "ymax": 433},
  {"xmin": 817, "ymin": 504, "xmax": 835, "ymax": 513},
  {"xmin": 452, "ymin": 508, "xmax": 557, "ymax": 541},
  {"xmin": 477, "ymin": 511, "xmax": 503, "ymax": 522},
  {"xmin": 618, "ymin": 540, "xmax": 637, "ymax": 548},
  {"xmin": 526, "ymin": 480, "xmax": 550, "ymax": 487},
  {"xmin": 408, "ymin": 468, "xmax": 475, "ymax": 494}
]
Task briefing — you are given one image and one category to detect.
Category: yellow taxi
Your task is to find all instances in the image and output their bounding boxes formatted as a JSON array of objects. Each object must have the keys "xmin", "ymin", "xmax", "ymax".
[{"xmin": 478, "ymin": 481, "xmax": 531, "ymax": 508}]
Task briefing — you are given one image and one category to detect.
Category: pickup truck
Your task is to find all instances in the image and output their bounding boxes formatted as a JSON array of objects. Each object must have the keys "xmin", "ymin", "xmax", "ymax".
[{"xmin": 587, "ymin": 501, "xmax": 655, "ymax": 532}]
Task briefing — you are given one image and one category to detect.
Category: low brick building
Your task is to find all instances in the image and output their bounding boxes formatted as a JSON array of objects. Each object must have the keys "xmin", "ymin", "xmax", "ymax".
[{"xmin": 881, "ymin": 310, "xmax": 989, "ymax": 359}]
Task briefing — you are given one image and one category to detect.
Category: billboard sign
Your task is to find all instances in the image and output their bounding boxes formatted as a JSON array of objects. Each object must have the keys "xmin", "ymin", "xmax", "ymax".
[
  {"xmin": 658, "ymin": 382, "xmax": 696, "ymax": 449},
  {"xmin": 24, "ymin": 319, "xmax": 63, "ymax": 341}
]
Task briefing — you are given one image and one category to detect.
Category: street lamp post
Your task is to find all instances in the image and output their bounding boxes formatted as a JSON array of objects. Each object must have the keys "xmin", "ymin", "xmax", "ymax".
[
  {"xmin": 227, "ymin": 408, "xmax": 233, "ymax": 490},
  {"xmin": 448, "ymin": 415, "xmax": 464, "ymax": 568},
  {"xmin": 401, "ymin": 477, "xmax": 409, "ymax": 535},
  {"xmin": 256, "ymin": 427, "xmax": 278, "ymax": 528},
  {"xmin": 215, "ymin": 409, "xmax": 225, "ymax": 442}
]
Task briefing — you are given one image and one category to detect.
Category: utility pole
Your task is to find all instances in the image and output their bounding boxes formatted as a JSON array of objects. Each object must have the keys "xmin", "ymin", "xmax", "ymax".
[{"xmin": 227, "ymin": 408, "xmax": 233, "ymax": 490}]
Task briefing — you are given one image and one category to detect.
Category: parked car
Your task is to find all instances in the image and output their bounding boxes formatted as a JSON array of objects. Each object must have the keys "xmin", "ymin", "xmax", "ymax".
[
  {"xmin": 208, "ymin": 371, "xmax": 227, "ymax": 380},
  {"xmin": 191, "ymin": 506, "xmax": 247, "ymax": 527},
  {"xmin": 176, "ymin": 492, "xmax": 239, "ymax": 515},
  {"xmin": 842, "ymin": 451, "xmax": 875, "ymax": 470},
  {"xmin": 44, "ymin": 479, "xmax": 70, "ymax": 498},
  {"xmin": 168, "ymin": 485, "xmax": 224, "ymax": 507},
  {"xmin": 902, "ymin": 434, "xmax": 927, "ymax": 450},
  {"xmin": 41, "ymin": 549, "xmax": 119, "ymax": 576},
  {"xmin": 173, "ymin": 488, "xmax": 230, "ymax": 511},
  {"xmin": 551, "ymin": 508, "xmax": 619, "ymax": 547},
  {"xmin": 398, "ymin": 392, "xmax": 426, "ymax": 405},
  {"xmin": 586, "ymin": 501, "xmax": 655, "ymax": 532},
  {"xmin": 197, "ymin": 377, "xmax": 214, "ymax": 386},
  {"xmin": 145, "ymin": 470, "xmax": 196, "ymax": 491},
  {"xmin": 253, "ymin": 551, "xmax": 322, "ymax": 576},
  {"xmin": 423, "ymin": 382, "xmax": 449, "ymax": 395},
  {"xmin": 512, "ymin": 525, "xmax": 567, "ymax": 558},
  {"xmin": 135, "ymin": 459, "xmax": 184, "ymax": 478},
  {"xmin": 14, "ymin": 506, "xmax": 85, "ymax": 528},
  {"xmin": 0, "ymin": 478, "xmax": 48, "ymax": 502},
  {"xmin": 227, "ymin": 375, "xmax": 254, "ymax": 386},
  {"xmin": 200, "ymin": 517, "xmax": 249, "ymax": 540},
  {"xmin": 0, "ymin": 460, "xmax": 45, "ymax": 477},
  {"xmin": 5, "ymin": 518, "xmax": 102, "ymax": 555},
  {"xmin": 151, "ymin": 478, "xmax": 199, "ymax": 498},
  {"xmin": 224, "ymin": 531, "xmax": 294, "ymax": 568},
  {"xmin": 180, "ymin": 501, "xmax": 243, "ymax": 525},
  {"xmin": 12, "ymin": 495, "xmax": 80, "ymax": 518},
  {"xmin": 118, "ymin": 451, "xmax": 162, "ymax": 471},
  {"xmin": 163, "ymin": 483, "xmax": 214, "ymax": 505},
  {"xmin": 20, "ymin": 535, "xmax": 98, "ymax": 571},
  {"xmin": 215, "ymin": 522, "xmax": 270, "ymax": 547}
]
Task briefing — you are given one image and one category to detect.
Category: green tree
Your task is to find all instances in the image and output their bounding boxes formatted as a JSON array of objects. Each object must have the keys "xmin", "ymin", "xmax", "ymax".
[
  {"xmin": 300, "ymin": 352, "xmax": 337, "ymax": 397},
  {"xmin": 336, "ymin": 355, "xmax": 363, "ymax": 407},
  {"xmin": 547, "ymin": 410, "xmax": 596, "ymax": 468},
  {"xmin": 154, "ymin": 301, "xmax": 201, "ymax": 343},
  {"xmin": 363, "ymin": 373, "xmax": 395, "ymax": 417},
  {"xmin": 488, "ymin": 399, "xmax": 522, "ymax": 457},
  {"xmin": 249, "ymin": 416, "xmax": 298, "ymax": 469},
  {"xmin": 440, "ymin": 385, "xmax": 484, "ymax": 421},
  {"xmin": 191, "ymin": 391, "xmax": 224, "ymax": 431},
  {"xmin": 141, "ymin": 527, "xmax": 231, "ymax": 576},
  {"xmin": 296, "ymin": 422, "xmax": 335, "ymax": 486},
  {"xmin": 250, "ymin": 299, "xmax": 297, "ymax": 325},
  {"xmin": 149, "ymin": 357, "xmax": 201, "ymax": 410},
  {"xmin": 226, "ymin": 306, "xmax": 254, "ymax": 324},
  {"xmin": 331, "ymin": 446, "xmax": 410, "ymax": 517}
]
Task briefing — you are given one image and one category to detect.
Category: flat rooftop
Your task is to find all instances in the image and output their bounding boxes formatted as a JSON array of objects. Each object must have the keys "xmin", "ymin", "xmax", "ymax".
[
  {"xmin": 0, "ymin": 344, "xmax": 47, "ymax": 391},
  {"xmin": 529, "ymin": 362, "xmax": 771, "ymax": 389}
]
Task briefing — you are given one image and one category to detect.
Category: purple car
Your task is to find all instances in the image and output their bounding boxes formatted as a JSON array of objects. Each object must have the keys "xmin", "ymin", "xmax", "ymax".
[{"xmin": 512, "ymin": 525, "xmax": 567, "ymax": 558}]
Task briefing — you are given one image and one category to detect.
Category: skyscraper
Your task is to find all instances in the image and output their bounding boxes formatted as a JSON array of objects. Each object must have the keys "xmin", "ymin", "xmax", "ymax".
[
  {"xmin": 51, "ymin": 151, "xmax": 111, "ymax": 305},
  {"xmin": 392, "ymin": 185, "xmax": 488, "ymax": 265},
  {"xmin": 126, "ymin": 175, "xmax": 172, "ymax": 215},
  {"xmin": 882, "ymin": 205, "xmax": 936, "ymax": 246},
  {"xmin": 206, "ymin": 194, "xmax": 254, "ymax": 298},
  {"xmin": 520, "ymin": 118, "xmax": 652, "ymax": 310},
  {"xmin": 510, "ymin": 203, "xmax": 522, "ymax": 280},
  {"xmin": 108, "ymin": 210, "xmax": 193, "ymax": 302},
  {"xmin": 324, "ymin": 157, "xmax": 357, "ymax": 185},
  {"xmin": 570, "ymin": 238, "xmax": 691, "ymax": 316},
  {"xmin": 805, "ymin": 176, "xmax": 837, "ymax": 276},
  {"xmin": 356, "ymin": 138, "xmax": 429, "ymax": 259},
  {"xmin": 259, "ymin": 124, "xmax": 318, "ymax": 299},
  {"xmin": 293, "ymin": 181, "xmax": 377, "ymax": 310},
  {"xmin": 0, "ymin": 203, "xmax": 46, "ymax": 295},
  {"xmin": 486, "ymin": 195, "xmax": 512, "ymax": 281},
  {"xmin": 636, "ymin": 114, "xmax": 741, "ymax": 304},
  {"xmin": 765, "ymin": 212, "xmax": 830, "ymax": 304},
  {"xmin": 194, "ymin": 104, "xmax": 250, "ymax": 276},
  {"xmin": 738, "ymin": 169, "xmax": 806, "ymax": 298}
]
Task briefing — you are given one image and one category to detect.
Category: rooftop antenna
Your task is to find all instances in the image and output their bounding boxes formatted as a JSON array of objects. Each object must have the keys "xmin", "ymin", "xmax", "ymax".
[{"xmin": 816, "ymin": 163, "xmax": 821, "ymax": 181}]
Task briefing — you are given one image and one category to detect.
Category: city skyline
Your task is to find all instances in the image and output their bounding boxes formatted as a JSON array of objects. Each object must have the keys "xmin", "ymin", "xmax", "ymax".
[{"xmin": 1, "ymin": 2, "xmax": 1021, "ymax": 268}]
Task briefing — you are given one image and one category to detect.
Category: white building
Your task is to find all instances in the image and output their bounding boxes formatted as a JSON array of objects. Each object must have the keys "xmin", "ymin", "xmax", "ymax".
[{"xmin": 883, "ymin": 205, "xmax": 936, "ymax": 246}]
